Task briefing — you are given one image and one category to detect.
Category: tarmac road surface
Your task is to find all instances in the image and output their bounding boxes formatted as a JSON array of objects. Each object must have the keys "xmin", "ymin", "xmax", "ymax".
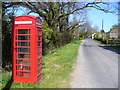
[{"xmin": 71, "ymin": 38, "xmax": 118, "ymax": 88}]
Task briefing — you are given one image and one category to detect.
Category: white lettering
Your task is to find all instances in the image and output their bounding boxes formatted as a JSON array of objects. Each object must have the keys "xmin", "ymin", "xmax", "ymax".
[{"xmin": 15, "ymin": 21, "xmax": 32, "ymax": 24}]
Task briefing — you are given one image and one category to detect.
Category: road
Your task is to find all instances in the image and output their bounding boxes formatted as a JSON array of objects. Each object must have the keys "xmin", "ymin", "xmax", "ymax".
[{"xmin": 70, "ymin": 38, "xmax": 118, "ymax": 88}]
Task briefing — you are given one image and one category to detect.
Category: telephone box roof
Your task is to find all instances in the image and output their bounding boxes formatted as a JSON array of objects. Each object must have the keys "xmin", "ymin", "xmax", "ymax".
[{"xmin": 15, "ymin": 15, "xmax": 38, "ymax": 18}]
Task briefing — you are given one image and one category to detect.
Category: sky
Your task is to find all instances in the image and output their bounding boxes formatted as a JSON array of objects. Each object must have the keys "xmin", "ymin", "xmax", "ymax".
[
  {"xmin": 88, "ymin": 3, "xmax": 118, "ymax": 32},
  {"xmin": 14, "ymin": 2, "xmax": 118, "ymax": 33},
  {"xmin": 88, "ymin": 8, "xmax": 118, "ymax": 32}
]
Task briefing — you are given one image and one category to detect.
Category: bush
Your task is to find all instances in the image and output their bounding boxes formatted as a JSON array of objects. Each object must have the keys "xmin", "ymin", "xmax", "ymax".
[
  {"xmin": 94, "ymin": 34, "xmax": 98, "ymax": 39},
  {"xmin": 2, "ymin": 19, "xmax": 12, "ymax": 71},
  {"xmin": 102, "ymin": 37, "xmax": 108, "ymax": 44},
  {"xmin": 42, "ymin": 21, "xmax": 76, "ymax": 55},
  {"xmin": 42, "ymin": 21, "xmax": 56, "ymax": 54}
]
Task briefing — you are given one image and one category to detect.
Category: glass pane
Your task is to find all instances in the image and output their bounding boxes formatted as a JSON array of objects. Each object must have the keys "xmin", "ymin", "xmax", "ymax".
[
  {"xmin": 18, "ymin": 29, "xmax": 30, "ymax": 34},
  {"xmin": 23, "ymin": 60, "xmax": 30, "ymax": 65},
  {"xmin": 38, "ymin": 53, "xmax": 40, "ymax": 58},
  {"xmin": 17, "ymin": 48, "xmax": 30, "ymax": 53},
  {"xmin": 38, "ymin": 42, "xmax": 42, "ymax": 47},
  {"xmin": 38, "ymin": 42, "xmax": 40, "ymax": 46},
  {"xmin": 16, "ymin": 71, "xmax": 30, "ymax": 77},
  {"xmin": 38, "ymin": 59, "xmax": 40, "ymax": 64},
  {"xmin": 38, "ymin": 70, "xmax": 40, "ymax": 75},
  {"xmin": 17, "ymin": 54, "xmax": 30, "ymax": 59},
  {"xmin": 38, "ymin": 36, "xmax": 40, "ymax": 40},
  {"xmin": 18, "ymin": 42, "xmax": 30, "ymax": 46},
  {"xmin": 38, "ymin": 64, "xmax": 40, "ymax": 70},
  {"xmin": 16, "ymin": 60, "xmax": 23, "ymax": 64},
  {"xmin": 17, "ymin": 60, "xmax": 30, "ymax": 65},
  {"xmin": 38, "ymin": 30, "xmax": 40, "ymax": 35},
  {"xmin": 17, "ymin": 65, "xmax": 30, "ymax": 71},
  {"xmin": 38, "ymin": 47, "xmax": 40, "ymax": 53},
  {"xmin": 38, "ymin": 29, "xmax": 42, "ymax": 35},
  {"xmin": 18, "ymin": 36, "xmax": 30, "ymax": 40}
]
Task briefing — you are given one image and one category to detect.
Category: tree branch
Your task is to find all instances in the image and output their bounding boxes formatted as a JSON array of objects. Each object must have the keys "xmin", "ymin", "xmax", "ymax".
[
  {"xmin": 23, "ymin": 2, "xmax": 47, "ymax": 18},
  {"xmin": 3, "ymin": 2, "xmax": 22, "ymax": 8},
  {"xmin": 57, "ymin": 2, "xmax": 113, "ymax": 20}
]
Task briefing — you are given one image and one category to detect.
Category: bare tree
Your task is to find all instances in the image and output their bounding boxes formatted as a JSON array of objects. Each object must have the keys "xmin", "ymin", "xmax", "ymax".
[{"xmin": 3, "ymin": 2, "xmax": 117, "ymax": 32}]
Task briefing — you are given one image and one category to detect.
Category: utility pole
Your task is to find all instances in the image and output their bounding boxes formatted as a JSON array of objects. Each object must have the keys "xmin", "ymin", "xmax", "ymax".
[
  {"xmin": 102, "ymin": 19, "xmax": 104, "ymax": 30},
  {"xmin": 101, "ymin": 19, "xmax": 104, "ymax": 40}
]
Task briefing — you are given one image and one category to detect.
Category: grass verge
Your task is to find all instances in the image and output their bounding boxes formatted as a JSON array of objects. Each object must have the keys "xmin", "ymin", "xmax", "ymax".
[
  {"xmin": 2, "ymin": 40, "xmax": 82, "ymax": 88},
  {"xmin": 94, "ymin": 40, "xmax": 120, "ymax": 49},
  {"xmin": 94, "ymin": 39, "xmax": 105, "ymax": 45},
  {"xmin": 108, "ymin": 46, "xmax": 120, "ymax": 49}
]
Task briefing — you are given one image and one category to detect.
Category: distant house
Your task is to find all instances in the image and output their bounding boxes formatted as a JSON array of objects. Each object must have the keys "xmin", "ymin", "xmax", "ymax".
[
  {"xmin": 109, "ymin": 29, "xmax": 120, "ymax": 39},
  {"xmin": 106, "ymin": 31, "xmax": 110, "ymax": 38},
  {"xmin": 92, "ymin": 33, "xmax": 96, "ymax": 39}
]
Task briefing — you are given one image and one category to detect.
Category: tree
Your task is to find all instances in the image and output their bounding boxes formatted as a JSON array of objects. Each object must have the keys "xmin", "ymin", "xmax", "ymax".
[
  {"xmin": 110, "ymin": 24, "xmax": 119, "ymax": 30},
  {"xmin": 93, "ymin": 24, "xmax": 99, "ymax": 32},
  {"xmin": 3, "ymin": 2, "xmax": 117, "ymax": 31},
  {"xmin": 99, "ymin": 30, "xmax": 105, "ymax": 40},
  {"xmin": 2, "ymin": 2, "xmax": 118, "ymax": 70},
  {"xmin": 3, "ymin": 2, "xmax": 118, "ymax": 42},
  {"xmin": 2, "ymin": 3, "xmax": 16, "ymax": 70},
  {"xmin": 100, "ymin": 30, "xmax": 105, "ymax": 33}
]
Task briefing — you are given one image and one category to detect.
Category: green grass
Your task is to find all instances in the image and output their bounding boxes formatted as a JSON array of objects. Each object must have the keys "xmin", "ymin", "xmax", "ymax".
[
  {"xmin": 0, "ymin": 69, "xmax": 2, "ymax": 90},
  {"xmin": 94, "ymin": 40, "xmax": 120, "ymax": 50},
  {"xmin": 2, "ymin": 40, "xmax": 82, "ymax": 88}
]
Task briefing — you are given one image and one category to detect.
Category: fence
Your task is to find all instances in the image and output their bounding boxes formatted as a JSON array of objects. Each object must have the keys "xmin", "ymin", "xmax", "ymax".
[{"xmin": 108, "ymin": 39, "xmax": 120, "ymax": 44}]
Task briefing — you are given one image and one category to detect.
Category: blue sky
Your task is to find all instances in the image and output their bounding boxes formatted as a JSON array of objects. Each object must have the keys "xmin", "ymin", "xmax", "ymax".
[
  {"xmin": 14, "ymin": 2, "xmax": 118, "ymax": 33},
  {"xmin": 88, "ymin": 2, "xmax": 118, "ymax": 32},
  {"xmin": 88, "ymin": 8, "xmax": 118, "ymax": 32}
]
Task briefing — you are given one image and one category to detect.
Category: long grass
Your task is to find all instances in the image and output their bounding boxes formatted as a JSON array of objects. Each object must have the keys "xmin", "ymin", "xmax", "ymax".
[{"xmin": 2, "ymin": 40, "xmax": 82, "ymax": 88}]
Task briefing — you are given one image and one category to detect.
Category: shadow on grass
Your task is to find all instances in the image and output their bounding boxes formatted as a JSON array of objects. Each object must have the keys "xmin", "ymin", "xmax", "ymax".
[
  {"xmin": 2, "ymin": 76, "xmax": 13, "ymax": 90},
  {"xmin": 99, "ymin": 45, "xmax": 120, "ymax": 54}
]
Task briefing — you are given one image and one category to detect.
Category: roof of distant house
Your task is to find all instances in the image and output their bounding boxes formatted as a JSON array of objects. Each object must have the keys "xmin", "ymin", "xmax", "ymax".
[{"xmin": 110, "ymin": 29, "xmax": 118, "ymax": 33}]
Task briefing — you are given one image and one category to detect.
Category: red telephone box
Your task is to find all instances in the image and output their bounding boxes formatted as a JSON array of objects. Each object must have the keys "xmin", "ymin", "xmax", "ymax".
[{"xmin": 12, "ymin": 15, "xmax": 42, "ymax": 83}]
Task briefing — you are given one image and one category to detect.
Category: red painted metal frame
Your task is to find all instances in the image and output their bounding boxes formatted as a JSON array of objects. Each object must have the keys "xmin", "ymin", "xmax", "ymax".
[{"xmin": 12, "ymin": 15, "xmax": 42, "ymax": 83}]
